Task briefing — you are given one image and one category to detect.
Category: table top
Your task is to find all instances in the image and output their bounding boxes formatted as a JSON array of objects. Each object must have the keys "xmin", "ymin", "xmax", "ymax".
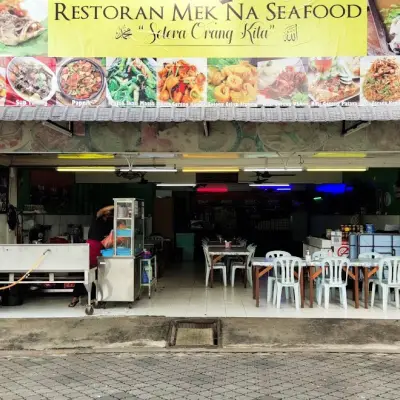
[
  {"xmin": 207, "ymin": 242, "xmax": 244, "ymax": 248},
  {"xmin": 208, "ymin": 247, "xmax": 249, "ymax": 255},
  {"xmin": 251, "ymin": 257, "xmax": 381, "ymax": 268}
]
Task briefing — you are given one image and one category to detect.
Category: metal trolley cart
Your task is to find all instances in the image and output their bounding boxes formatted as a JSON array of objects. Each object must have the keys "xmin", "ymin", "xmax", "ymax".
[
  {"xmin": 140, "ymin": 254, "xmax": 158, "ymax": 299},
  {"xmin": 96, "ymin": 198, "xmax": 144, "ymax": 308}
]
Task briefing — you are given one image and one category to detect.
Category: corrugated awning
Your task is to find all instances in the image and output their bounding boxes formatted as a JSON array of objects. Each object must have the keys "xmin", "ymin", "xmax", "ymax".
[{"xmin": 1, "ymin": 105, "xmax": 400, "ymax": 122}]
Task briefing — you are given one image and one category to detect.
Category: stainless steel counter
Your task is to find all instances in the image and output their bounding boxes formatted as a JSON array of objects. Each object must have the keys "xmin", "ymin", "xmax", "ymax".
[{"xmin": 97, "ymin": 256, "xmax": 141, "ymax": 307}]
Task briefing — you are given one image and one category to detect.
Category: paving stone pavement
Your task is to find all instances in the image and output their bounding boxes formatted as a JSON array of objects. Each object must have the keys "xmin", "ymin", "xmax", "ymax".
[{"xmin": 0, "ymin": 352, "xmax": 399, "ymax": 399}]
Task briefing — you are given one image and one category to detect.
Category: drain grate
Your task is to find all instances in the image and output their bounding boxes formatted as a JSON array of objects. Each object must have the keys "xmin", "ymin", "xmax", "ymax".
[{"xmin": 168, "ymin": 319, "xmax": 221, "ymax": 348}]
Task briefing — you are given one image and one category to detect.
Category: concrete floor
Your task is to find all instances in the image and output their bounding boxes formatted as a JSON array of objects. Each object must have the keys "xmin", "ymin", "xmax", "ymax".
[{"xmin": 1, "ymin": 316, "xmax": 400, "ymax": 352}]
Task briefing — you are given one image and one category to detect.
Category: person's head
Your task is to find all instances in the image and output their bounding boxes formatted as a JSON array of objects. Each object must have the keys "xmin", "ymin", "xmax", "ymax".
[{"xmin": 103, "ymin": 210, "xmax": 113, "ymax": 221}]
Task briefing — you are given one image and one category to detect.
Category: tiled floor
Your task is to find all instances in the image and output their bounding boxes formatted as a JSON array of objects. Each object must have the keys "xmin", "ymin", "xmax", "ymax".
[
  {"xmin": 2, "ymin": 262, "xmax": 400, "ymax": 319},
  {"xmin": 1, "ymin": 352, "xmax": 400, "ymax": 399}
]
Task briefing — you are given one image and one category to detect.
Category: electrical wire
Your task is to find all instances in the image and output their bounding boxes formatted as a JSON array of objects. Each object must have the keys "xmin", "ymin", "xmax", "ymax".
[{"xmin": 0, "ymin": 249, "xmax": 51, "ymax": 291}]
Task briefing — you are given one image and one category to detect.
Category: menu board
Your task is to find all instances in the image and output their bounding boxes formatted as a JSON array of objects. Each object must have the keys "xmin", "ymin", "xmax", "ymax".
[{"xmin": 0, "ymin": 1, "xmax": 399, "ymax": 108}]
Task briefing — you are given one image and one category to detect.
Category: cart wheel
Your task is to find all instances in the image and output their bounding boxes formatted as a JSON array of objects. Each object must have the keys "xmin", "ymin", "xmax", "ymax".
[
  {"xmin": 128, "ymin": 303, "xmax": 134, "ymax": 309},
  {"xmin": 85, "ymin": 306, "xmax": 94, "ymax": 316}
]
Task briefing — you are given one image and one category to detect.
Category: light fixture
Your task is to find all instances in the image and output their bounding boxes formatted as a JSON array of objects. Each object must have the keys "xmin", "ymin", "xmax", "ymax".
[
  {"xmin": 56, "ymin": 167, "xmax": 116, "ymax": 172},
  {"xmin": 119, "ymin": 167, "xmax": 177, "ymax": 172},
  {"xmin": 138, "ymin": 153, "xmax": 176, "ymax": 158},
  {"xmin": 197, "ymin": 186, "xmax": 228, "ymax": 193},
  {"xmin": 244, "ymin": 168, "xmax": 303, "ymax": 172},
  {"xmin": 183, "ymin": 167, "xmax": 240, "ymax": 173},
  {"xmin": 313, "ymin": 196, "xmax": 323, "ymax": 201},
  {"xmin": 307, "ymin": 168, "xmax": 367, "ymax": 172},
  {"xmin": 57, "ymin": 154, "xmax": 114, "ymax": 160},
  {"xmin": 313, "ymin": 152, "xmax": 366, "ymax": 158},
  {"xmin": 249, "ymin": 183, "xmax": 290, "ymax": 187},
  {"xmin": 183, "ymin": 153, "xmax": 239, "ymax": 159},
  {"xmin": 157, "ymin": 183, "xmax": 196, "ymax": 187},
  {"xmin": 244, "ymin": 153, "xmax": 279, "ymax": 159},
  {"xmin": 276, "ymin": 188, "xmax": 292, "ymax": 192}
]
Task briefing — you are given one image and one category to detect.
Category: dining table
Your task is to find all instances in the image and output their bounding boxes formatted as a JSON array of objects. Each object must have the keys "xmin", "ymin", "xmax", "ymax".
[
  {"xmin": 251, "ymin": 257, "xmax": 380, "ymax": 308},
  {"xmin": 207, "ymin": 242, "xmax": 245, "ymax": 248},
  {"xmin": 208, "ymin": 246, "xmax": 250, "ymax": 288}
]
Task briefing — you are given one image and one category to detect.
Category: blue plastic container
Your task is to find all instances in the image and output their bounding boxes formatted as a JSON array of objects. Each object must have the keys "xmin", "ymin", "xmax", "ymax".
[
  {"xmin": 116, "ymin": 229, "xmax": 132, "ymax": 237},
  {"xmin": 142, "ymin": 270, "xmax": 149, "ymax": 283}
]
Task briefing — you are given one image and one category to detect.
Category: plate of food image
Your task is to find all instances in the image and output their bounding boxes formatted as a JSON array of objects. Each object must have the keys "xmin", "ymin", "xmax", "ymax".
[
  {"xmin": 7, "ymin": 56, "xmax": 56, "ymax": 105},
  {"xmin": 0, "ymin": 0, "xmax": 48, "ymax": 56},
  {"xmin": 308, "ymin": 57, "xmax": 360, "ymax": 105},
  {"xmin": 57, "ymin": 58, "xmax": 105, "ymax": 102},
  {"xmin": 361, "ymin": 56, "xmax": 400, "ymax": 104},
  {"xmin": 257, "ymin": 58, "xmax": 308, "ymax": 106},
  {"xmin": 157, "ymin": 58, "xmax": 207, "ymax": 105}
]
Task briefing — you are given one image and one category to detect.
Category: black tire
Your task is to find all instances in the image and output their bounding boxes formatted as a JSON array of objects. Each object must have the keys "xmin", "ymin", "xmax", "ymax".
[{"xmin": 85, "ymin": 306, "xmax": 94, "ymax": 315}]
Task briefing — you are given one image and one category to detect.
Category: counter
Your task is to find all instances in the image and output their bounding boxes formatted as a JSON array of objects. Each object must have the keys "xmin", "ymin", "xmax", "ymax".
[
  {"xmin": 0, "ymin": 244, "xmax": 96, "ymax": 314},
  {"xmin": 303, "ymin": 236, "xmax": 332, "ymax": 257},
  {"xmin": 97, "ymin": 256, "xmax": 141, "ymax": 307},
  {"xmin": 303, "ymin": 236, "xmax": 350, "ymax": 258}
]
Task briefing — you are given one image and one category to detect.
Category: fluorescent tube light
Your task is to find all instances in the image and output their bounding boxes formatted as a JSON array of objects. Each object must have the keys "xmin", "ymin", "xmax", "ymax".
[
  {"xmin": 119, "ymin": 167, "xmax": 177, "ymax": 172},
  {"xmin": 183, "ymin": 153, "xmax": 239, "ymax": 159},
  {"xmin": 307, "ymin": 168, "xmax": 367, "ymax": 172},
  {"xmin": 244, "ymin": 168, "xmax": 303, "ymax": 172},
  {"xmin": 183, "ymin": 167, "xmax": 240, "ymax": 173},
  {"xmin": 57, "ymin": 154, "xmax": 114, "ymax": 160},
  {"xmin": 157, "ymin": 183, "xmax": 196, "ymax": 187},
  {"xmin": 57, "ymin": 167, "xmax": 116, "ymax": 172},
  {"xmin": 313, "ymin": 152, "xmax": 366, "ymax": 158},
  {"xmin": 249, "ymin": 184, "xmax": 290, "ymax": 187},
  {"xmin": 138, "ymin": 153, "xmax": 176, "ymax": 158}
]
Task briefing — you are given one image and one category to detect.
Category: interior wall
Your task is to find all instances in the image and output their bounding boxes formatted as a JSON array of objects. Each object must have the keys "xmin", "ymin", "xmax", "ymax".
[
  {"xmin": 343, "ymin": 169, "xmax": 400, "ymax": 214},
  {"xmin": 75, "ymin": 171, "xmax": 342, "ymax": 185}
]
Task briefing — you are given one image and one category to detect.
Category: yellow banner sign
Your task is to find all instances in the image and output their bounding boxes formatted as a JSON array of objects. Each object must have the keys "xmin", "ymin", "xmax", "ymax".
[{"xmin": 49, "ymin": 0, "xmax": 367, "ymax": 58}]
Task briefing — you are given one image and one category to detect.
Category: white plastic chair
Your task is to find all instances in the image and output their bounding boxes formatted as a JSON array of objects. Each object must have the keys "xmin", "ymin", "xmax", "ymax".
[
  {"xmin": 273, "ymin": 257, "xmax": 303, "ymax": 310},
  {"xmin": 317, "ymin": 257, "xmax": 350, "ymax": 309},
  {"xmin": 203, "ymin": 245, "xmax": 227, "ymax": 287},
  {"xmin": 371, "ymin": 257, "xmax": 400, "ymax": 311},
  {"xmin": 358, "ymin": 252, "xmax": 381, "ymax": 300},
  {"xmin": 231, "ymin": 245, "xmax": 256, "ymax": 287},
  {"xmin": 312, "ymin": 251, "xmax": 329, "ymax": 299},
  {"xmin": 266, "ymin": 251, "xmax": 291, "ymax": 303}
]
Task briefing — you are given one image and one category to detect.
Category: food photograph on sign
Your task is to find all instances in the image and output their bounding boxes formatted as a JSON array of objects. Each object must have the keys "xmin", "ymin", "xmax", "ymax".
[
  {"xmin": 157, "ymin": 58, "xmax": 207, "ymax": 106},
  {"xmin": 3, "ymin": 56, "xmax": 56, "ymax": 106},
  {"xmin": 307, "ymin": 57, "xmax": 361, "ymax": 105},
  {"xmin": 368, "ymin": 0, "xmax": 400, "ymax": 55},
  {"xmin": 0, "ymin": 0, "xmax": 48, "ymax": 56},
  {"xmin": 207, "ymin": 58, "xmax": 257, "ymax": 104},
  {"xmin": 0, "ymin": 65, "xmax": 6, "ymax": 106},
  {"xmin": 106, "ymin": 58, "xmax": 157, "ymax": 107},
  {"xmin": 361, "ymin": 56, "xmax": 400, "ymax": 104},
  {"xmin": 257, "ymin": 58, "xmax": 308, "ymax": 106},
  {"xmin": 56, "ymin": 57, "xmax": 107, "ymax": 107}
]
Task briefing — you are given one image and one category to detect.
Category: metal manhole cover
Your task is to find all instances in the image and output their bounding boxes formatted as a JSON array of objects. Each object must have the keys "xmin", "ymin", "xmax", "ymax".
[{"xmin": 168, "ymin": 319, "xmax": 221, "ymax": 348}]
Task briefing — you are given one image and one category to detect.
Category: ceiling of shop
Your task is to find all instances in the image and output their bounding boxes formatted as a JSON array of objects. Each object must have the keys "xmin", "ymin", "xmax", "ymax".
[{"xmin": 0, "ymin": 151, "xmax": 399, "ymax": 186}]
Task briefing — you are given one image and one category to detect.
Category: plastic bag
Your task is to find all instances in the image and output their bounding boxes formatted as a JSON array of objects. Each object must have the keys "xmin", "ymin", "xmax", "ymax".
[{"xmin": 101, "ymin": 230, "xmax": 114, "ymax": 248}]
